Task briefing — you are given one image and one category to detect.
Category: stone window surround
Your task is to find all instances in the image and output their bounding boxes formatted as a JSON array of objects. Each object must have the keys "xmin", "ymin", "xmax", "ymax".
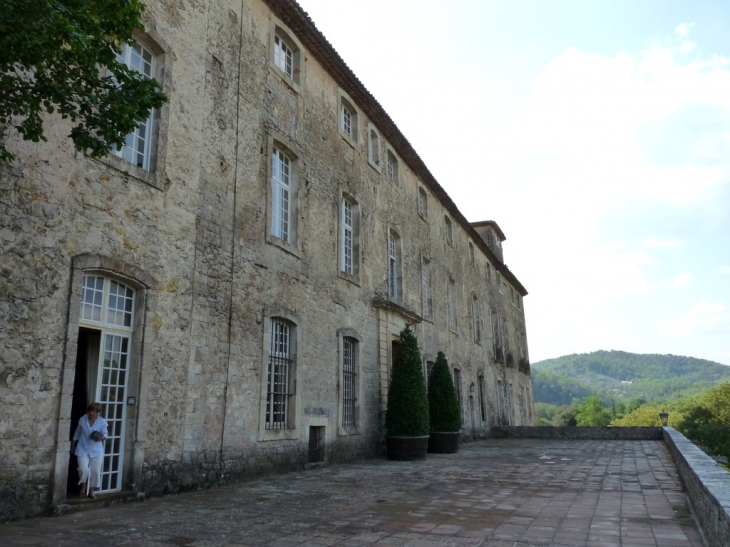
[
  {"xmin": 265, "ymin": 131, "xmax": 302, "ymax": 258},
  {"xmin": 471, "ymin": 292, "xmax": 481, "ymax": 345},
  {"xmin": 444, "ymin": 214, "xmax": 453, "ymax": 246},
  {"xmin": 92, "ymin": 28, "xmax": 172, "ymax": 192},
  {"xmin": 268, "ymin": 16, "xmax": 305, "ymax": 93},
  {"xmin": 367, "ymin": 123, "xmax": 381, "ymax": 172},
  {"xmin": 387, "ymin": 226, "xmax": 404, "ymax": 302},
  {"xmin": 337, "ymin": 328, "xmax": 363, "ymax": 436},
  {"xmin": 421, "ymin": 255, "xmax": 433, "ymax": 322},
  {"xmin": 258, "ymin": 305, "xmax": 300, "ymax": 442},
  {"xmin": 53, "ymin": 253, "xmax": 157, "ymax": 506},
  {"xmin": 417, "ymin": 186, "xmax": 428, "ymax": 221},
  {"xmin": 337, "ymin": 189, "xmax": 361, "ymax": 285},
  {"xmin": 338, "ymin": 89, "xmax": 359, "ymax": 148},
  {"xmin": 385, "ymin": 145, "xmax": 399, "ymax": 187},
  {"xmin": 447, "ymin": 275, "xmax": 457, "ymax": 333}
]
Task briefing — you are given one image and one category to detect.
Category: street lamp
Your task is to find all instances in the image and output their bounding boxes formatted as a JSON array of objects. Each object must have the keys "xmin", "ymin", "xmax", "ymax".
[{"xmin": 659, "ymin": 412, "xmax": 669, "ymax": 427}]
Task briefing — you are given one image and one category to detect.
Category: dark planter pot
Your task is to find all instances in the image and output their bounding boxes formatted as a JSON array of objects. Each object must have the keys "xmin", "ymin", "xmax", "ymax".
[
  {"xmin": 386, "ymin": 435, "xmax": 429, "ymax": 461},
  {"xmin": 428, "ymin": 431, "xmax": 460, "ymax": 453}
]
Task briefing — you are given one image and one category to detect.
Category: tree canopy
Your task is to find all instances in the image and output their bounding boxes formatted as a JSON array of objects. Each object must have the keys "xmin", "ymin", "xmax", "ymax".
[{"xmin": 0, "ymin": 0, "xmax": 167, "ymax": 162}]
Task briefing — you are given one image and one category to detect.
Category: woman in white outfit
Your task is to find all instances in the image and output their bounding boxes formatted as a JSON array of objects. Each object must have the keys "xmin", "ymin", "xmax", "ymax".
[{"xmin": 71, "ymin": 402, "xmax": 108, "ymax": 499}]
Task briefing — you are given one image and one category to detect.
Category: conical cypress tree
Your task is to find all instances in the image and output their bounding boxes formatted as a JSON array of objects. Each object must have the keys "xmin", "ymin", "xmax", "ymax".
[
  {"xmin": 385, "ymin": 326, "xmax": 430, "ymax": 436},
  {"xmin": 428, "ymin": 351, "xmax": 461, "ymax": 432}
]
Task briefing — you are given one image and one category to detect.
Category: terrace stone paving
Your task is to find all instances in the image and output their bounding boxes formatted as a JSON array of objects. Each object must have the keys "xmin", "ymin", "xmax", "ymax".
[{"xmin": 0, "ymin": 439, "xmax": 706, "ymax": 546}]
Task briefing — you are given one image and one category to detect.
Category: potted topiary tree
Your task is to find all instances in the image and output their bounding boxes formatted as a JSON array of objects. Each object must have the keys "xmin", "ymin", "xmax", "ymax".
[
  {"xmin": 427, "ymin": 351, "xmax": 461, "ymax": 453},
  {"xmin": 385, "ymin": 326, "xmax": 430, "ymax": 461}
]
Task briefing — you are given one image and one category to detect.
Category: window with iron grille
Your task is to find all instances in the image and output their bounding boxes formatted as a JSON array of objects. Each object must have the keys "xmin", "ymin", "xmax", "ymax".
[
  {"xmin": 342, "ymin": 337, "xmax": 357, "ymax": 427},
  {"xmin": 266, "ymin": 317, "xmax": 293, "ymax": 429}
]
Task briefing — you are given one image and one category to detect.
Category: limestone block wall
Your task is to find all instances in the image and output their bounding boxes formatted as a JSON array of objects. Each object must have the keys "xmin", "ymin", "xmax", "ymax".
[{"xmin": 0, "ymin": 0, "xmax": 533, "ymax": 521}]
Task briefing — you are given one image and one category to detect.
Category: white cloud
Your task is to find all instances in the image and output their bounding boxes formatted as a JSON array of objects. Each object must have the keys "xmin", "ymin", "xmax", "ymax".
[
  {"xmin": 667, "ymin": 273, "xmax": 693, "ymax": 289},
  {"xmin": 644, "ymin": 238, "xmax": 685, "ymax": 249},
  {"xmin": 675, "ymin": 23, "xmax": 695, "ymax": 38},
  {"xmin": 663, "ymin": 300, "xmax": 730, "ymax": 337}
]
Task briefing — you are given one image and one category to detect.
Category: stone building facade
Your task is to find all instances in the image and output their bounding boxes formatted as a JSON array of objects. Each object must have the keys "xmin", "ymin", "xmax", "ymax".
[{"xmin": 0, "ymin": 0, "xmax": 534, "ymax": 521}]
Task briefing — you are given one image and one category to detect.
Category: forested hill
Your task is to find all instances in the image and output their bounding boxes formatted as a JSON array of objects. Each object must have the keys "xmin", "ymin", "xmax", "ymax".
[{"xmin": 531, "ymin": 350, "xmax": 730, "ymax": 405}]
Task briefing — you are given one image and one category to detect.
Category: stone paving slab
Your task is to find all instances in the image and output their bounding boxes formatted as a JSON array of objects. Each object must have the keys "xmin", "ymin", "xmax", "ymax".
[{"xmin": 0, "ymin": 439, "xmax": 706, "ymax": 546}]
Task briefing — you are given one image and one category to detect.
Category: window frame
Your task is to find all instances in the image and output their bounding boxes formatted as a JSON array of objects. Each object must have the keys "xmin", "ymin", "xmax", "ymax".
[
  {"xmin": 337, "ymin": 328, "xmax": 363, "ymax": 436},
  {"xmin": 471, "ymin": 293, "xmax": 481, "ymax": 344},
  {"xmin": 387, "ymin": 229, "xmax": 403, "ymax": 301},
  {"xmin": 453, "ymin": 367, "xmax": 463, "ymax": 426},
  {"xmin": 266, "ymin": 133, "xmax": 301, "ymax": 256},
  {"xmin": 444, "ymin": 215, "xmax": 453, "ymax": 246},
  {"xmin": 417, "ymin": 187, "xmax": 429, "ymax": 220},
  {"xmin": 385, "ymin": 146, "xmax": 399, "ymax": 186},
  {"xmin": 259, "ymin": 306, "xmax": 299, "ymax": 441},
  {"xmin": 367, "ymin": 123, "xmax": 381, "ymax": 172},
  {"xmin": 421, "ymin": 256, "xmax": 433, "ymax": 320},
  {"xmin": 338, "ymin": 89, "xmax": 359, "ymax": 148},
  {"xmin": 269, "ymin": 17, "xmax": 304, "ymax": 92},
  {"xmin": 447, "ymin": 276, "xmax": 457, "ymax": 332},
  {"xmin": 338, "ymin": 192, "xmax": 361, "ymax": 284}
]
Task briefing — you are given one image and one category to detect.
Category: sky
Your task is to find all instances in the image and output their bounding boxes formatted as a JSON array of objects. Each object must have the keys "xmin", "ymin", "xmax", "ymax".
[{"xmin": 296, "ymin": 0, "xmax": 730, "ymax": 366}]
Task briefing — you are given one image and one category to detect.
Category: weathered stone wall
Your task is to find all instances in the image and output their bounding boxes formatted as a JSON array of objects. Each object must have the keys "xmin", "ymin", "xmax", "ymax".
[
  {"xmin": 663, "ymin": 427, "xmax": 730, "ymax": 547},
  {"xmin": 0, "ymin": 0, "xmax": 533, "ymax": 521},
  {"xmin": 492, "ymin": 426, "xmax": 664, "ymax": 440}
]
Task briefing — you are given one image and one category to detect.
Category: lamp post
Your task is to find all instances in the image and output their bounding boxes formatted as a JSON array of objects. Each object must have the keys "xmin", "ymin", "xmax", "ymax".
[{"xmin": 659, "ymin": 411, "xmax": 669, "ymax": 427}]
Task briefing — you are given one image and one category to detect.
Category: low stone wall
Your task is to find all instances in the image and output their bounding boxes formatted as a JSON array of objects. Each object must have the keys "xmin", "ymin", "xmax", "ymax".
[
  {"xmin": 663, "ymin": 427, "xmax": 730, "ymax": 547},
  {"xmin": 491, "ymin": 426, "xmax": 664, "ymax": 440}
]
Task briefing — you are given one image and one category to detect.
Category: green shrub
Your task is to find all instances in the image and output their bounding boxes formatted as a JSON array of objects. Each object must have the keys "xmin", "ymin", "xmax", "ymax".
[
  {"xmin": 385, "ymin": 327, "xmax": 430, "ymax": 437},
  {"xmin": 427, "ymin": 352, "xmax": 461, "ymax": 432}
]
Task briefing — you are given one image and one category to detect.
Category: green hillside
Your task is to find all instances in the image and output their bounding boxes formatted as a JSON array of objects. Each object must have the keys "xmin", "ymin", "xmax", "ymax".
[{"xmin": 531, "ymin": 350, "xmax": 730, "ymax": 403}]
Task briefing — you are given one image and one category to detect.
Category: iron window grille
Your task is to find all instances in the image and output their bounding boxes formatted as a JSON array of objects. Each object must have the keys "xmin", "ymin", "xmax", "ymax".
[
  {"xmin": 342, "ymin": 337, "xmax": 356, "ymax": 427},
  {"xmin": 308, "ymin": 426, "xmax": 325, "ymax": 463},
  {"xmin": 266, "ymin": 318, "xmax": 293, "ymax": 429}
]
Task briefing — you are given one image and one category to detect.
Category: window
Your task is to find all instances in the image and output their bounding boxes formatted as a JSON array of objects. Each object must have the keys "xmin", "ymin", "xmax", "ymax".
[
  {"xmin": 468, "ymin": 241, "xmax": 475, "ymax": 265},
  {"xmin": 491, "ymin": 308, "xmax": 503, "ymax": 362},
  {"xmin": 471, "ymin": 294, "xmax": 480, "ymax": 343},
  {"xmin": 447, "ymin": 277, "xmax": 457, "ymax": 331},
  {"xmin": 342, "ymin": 337, "xmax": 357, "ymax": 427},
  {"xmin": 444, "ymin": 216, "xmax": 453, "ymax": 245},
  {"xmin": 386, "ymin": 149, "xmax": 399, "ymax": 185},
  {"xmin": 388, "ymin": 230, "xmax": 402, "ymax": 300},
  {"xmin": 425, "ymin": 360, "xmax": 435, "ymax": 386},
  {"xmin": 486, "ymin": 263, "xmax": 492, "ymax": 285},
  {"xmin": 453, "ymin": 368, "xmax": 463, "ymax": 424},
  {"xmin": 338, "ymin": 91, "xmax": 358, "ymax": 145},
  {"xmin": 368, "ymin": 126, "xmax": 381, "ymax": 170},
  {"xmin": 496, "ymin": 271, "xmax": 502, "ymax": 293},
  {"xmin": 270, "ymin": 21, "xmax": 303, "ymax": 89},
  {"xmin": 274, "ymin": 34, "xmax": 293, "ymax": 78},
  {"xmin": 112, "ymin": 41, "xmax": 157, "ymax": 171},
  {"xmin": 478, "ymin": 375, "xmax": 487, "ymax": 422},
  {"xmin": 418, "ymin": 187, "xmax": 428, "ymax": 218},
  {"xmin": 271, "ymin": 146, "xmax": 292, "ymax": 242},
  {"xmin": 421, "ymin": 258, "xmax": 432, "ymax": 319},
  {"xmin": 340, "ymin": 195, "xmax": 360, "ymax": 279},
  {"xmin": 308, "ymin": 426, "xmax": 325, "ymax": 463},
  {"xmin": 266, "ymin": 317, "xmax": 295, "ymax": 429}
]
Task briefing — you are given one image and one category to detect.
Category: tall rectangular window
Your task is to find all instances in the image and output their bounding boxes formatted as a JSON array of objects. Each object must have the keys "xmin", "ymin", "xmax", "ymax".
[
  {"xmin": 447, "ymin": 277, "xmax": 457, "ymax": 330},
  {"xmin": 341, "ymin": 199, "xmax": 353, "ymax": 275},
  {"xmin": 478, "ymin": 375, "xmax": 487, "ymax": 422},
  {"xmin": 418, "ymin": 187, "xmax": 428, "ymax": 217},
  {"xmin": 444, "ymin": 216, "xmax": 453, "ymax": 245},
  {"xmin": 386, "ymin": 151, "xmax": 398, "ymax": 184},
  {"xmin": 472, "ymin": 294, "xmax": 480, "ymax": 343},
  {"xmin": 421, "ymin": 258, "xmax": 432, "ymax": 318},
  {"xmin": 266, "ymin": 318, "xmax": 293, "ymax": 429},
  {"xmin": 113, "ymin": 41, "xmax": 156, "ymax": 170},
  {"xmin": 388, "ymin": 231, "xmax": 401, "ymax": 300},
  {"xmin": 453, "ymin": 368, "xmax": 463, "ymax": 424},
  {"xmin": 341, "ymin": 103, "xmax": 352, "ymax": 137},
  {"xmin": 342, "ymin": 337, "xmax": 356, "ymax": 427},
  {"xmin": 491, "ymin": 308, "xmax": 503, "ymax": 362},
  {"xmin": 274, "ymin": 35, "xmax": 293, "ymax": 78},
  {"xmin": 271, "ymin": 147, "xmax": 291, "ymax": 242}
]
